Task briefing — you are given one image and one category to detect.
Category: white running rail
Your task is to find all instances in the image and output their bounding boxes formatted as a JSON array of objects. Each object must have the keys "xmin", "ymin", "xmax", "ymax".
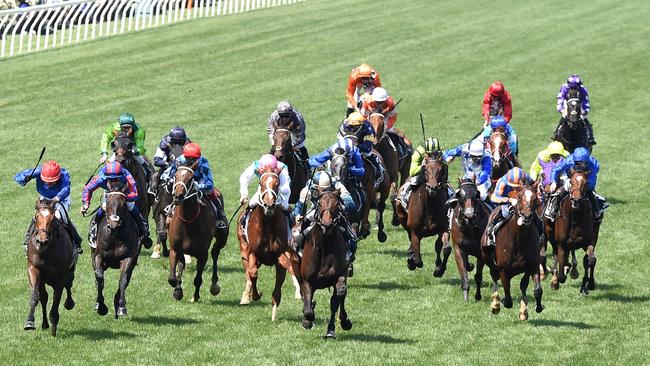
[{"xmin": 1, "ymin": 0, "xmax": 304, "ymax": 58}]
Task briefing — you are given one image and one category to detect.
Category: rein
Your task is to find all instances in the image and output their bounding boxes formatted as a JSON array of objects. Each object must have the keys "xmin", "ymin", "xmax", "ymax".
[{"xmin": 173, "ymin": 166, "xmax": 203, "ymax": 224}]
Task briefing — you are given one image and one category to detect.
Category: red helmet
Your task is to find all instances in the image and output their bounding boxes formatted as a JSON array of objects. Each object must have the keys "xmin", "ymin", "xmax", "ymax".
[
  {"xmin": 183, "ymin": 143, "xmax": 202, "ymax": 159},
  {"xmin": 489, "ymin": 81, "xmax": 505, "ymax": 97},
  {"xmin": 40, "ymin": 160, "xmax": 61, "ymax": 183}
]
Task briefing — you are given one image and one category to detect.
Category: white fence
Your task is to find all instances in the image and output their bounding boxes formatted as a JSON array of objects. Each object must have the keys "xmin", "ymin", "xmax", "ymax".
[{"xmin": 0, "ymin": 0, "xmax": 304, "ymax": 58}]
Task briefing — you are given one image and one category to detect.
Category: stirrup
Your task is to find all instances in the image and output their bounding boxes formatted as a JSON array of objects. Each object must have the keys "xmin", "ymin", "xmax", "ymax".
[{"xmin": 215, "ymin": 220, "xmax": 227, "ymax": 229}]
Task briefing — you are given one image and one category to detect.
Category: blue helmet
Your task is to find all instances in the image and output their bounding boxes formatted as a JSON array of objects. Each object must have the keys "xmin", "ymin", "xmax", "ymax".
[
  {"xmin": 573, "ymin": 147, "xmax": 590, "ymax": 162},
  {"xmin": 490, "ymin": 115, "xmax": 507, "ymax": 129}
]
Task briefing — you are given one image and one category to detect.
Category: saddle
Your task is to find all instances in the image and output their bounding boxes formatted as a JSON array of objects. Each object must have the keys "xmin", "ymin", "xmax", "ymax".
[{"xmin": 387, "ymin": 131, "xmax": 413, "ymax": 160}]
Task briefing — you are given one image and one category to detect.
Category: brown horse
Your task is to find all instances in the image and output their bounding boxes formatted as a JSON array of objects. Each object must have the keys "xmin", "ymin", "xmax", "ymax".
[
  {"xmin": 481, "ymin": 183, "xmax": 544, "ymax": 321},
  {"xmin": 167, "ymin": 165, "xmax": 228, "ymax": 302},
  {"xmin": 300, "ymin": 190, "xmax": 352, "ymax": 338},
  {"xmin": 237, "ymin": 168, "xmax": 302, "ymax": 321},
  {"xmin": 24, "ymin": 198, "xmax": 77, "ymax": 336},
  {"xmin": 271, "ymin": 123, "xmax": 309, "ymax": 204},
  {"xmin": 359, "ymin": 149, "xmax": 391, "ymax": 242},
  {"xmin": 547, "ymin": 170, "xmax": 601, "ymax": 295},
  {"xmin": 487, "ymin": 131, "xmax": 518, "ymax": 190},
  {"xmin": 91, "ymin": 185, "xmax": 140, "ymax": 318},
  {"xmin": 151, "ymin": 143, "xmax": 184, "ymax": 258},
  {"xmin": 395, "ymin": 156, "xmax": 452, "ymax": 276},
  {"xmin": 367, "ymin": 113, "xmax": 412, "ymax": 227},
  {"xmin": 448, "ymin": 178, "xmax": 490, "ymax": 302}
]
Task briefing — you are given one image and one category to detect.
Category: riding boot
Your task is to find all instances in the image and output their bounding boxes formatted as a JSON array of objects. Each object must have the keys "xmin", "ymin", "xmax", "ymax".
[
  {"xmin": 240, "ymin": 206, "xmax": 252, "ymax": 228},
  {"xmin": 584, "ymin": 118, "xmax": 597, "ymax": 145},
  {"xmin": 550, "ymin": 118, "xmax": 563, "ymax": 140},
  {"xmin": 131, "ymin": 210, "xmax": 153, "ymax": 249},
  {"xmin": 148, "ymin": 169, "xmax": 161, "ymax": 196},
  {"xmin": 88, "ymin": 214, "xmax": 99, "ymax": 248},
  {"xmin": 208, "ymin": 191, "xmax": 227, "ymax": 229},
  {"xmin": 587, "ymin": 190, "xmax": 602, "ymax": 219},
  {"xmin": 486, "ymin": 209, "xmax": 505, "ymax": 247},
  {"xmin": 366, "ymin": 153, "xmax": 384, "ymax": 188},
  {"xmin": 67, "ymin": 222, "xmax": 84, "ymax": 254}
]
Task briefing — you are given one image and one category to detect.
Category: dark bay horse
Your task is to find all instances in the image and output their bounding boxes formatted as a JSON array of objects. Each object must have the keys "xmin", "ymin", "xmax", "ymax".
[
  {"xmin": 151, "ymin": 143, "xmax": 184, "ymax": 259},
  {"xmin": 367, "ymin": 113, "xmax": 412, "ymax": 227},
  {"xmin": 448, "ymin": 178, "xmax": 490, "ymax": 302},
  {"xmin": 554, "ymin": 96, "xmax": 592, "ymax": 153},
  {"xmin": 271, "ymin": 123, "xmax": 308, "ymax": 204},
  {"xmin": 481, "ymin": 183, "xmax": 544, "ymax": 321},
  {"xmin": 167, "ymin": 165, "xmax": 228, "ymax": 302},
  {"xmin": 487, "ymin": 130, "xmax": 518, "ymax": 189},
  {"xmin": 92, "ymin": 185, "xmax": 140, "ymax": 318},
  {"xmin": 300, "ymin": 190, "xmax": 352, "ymax": 338},
  {"xmin": 24, "ymin": 198, "xmax": 77, "ymax": 336},
  {"xmin": 548, "ymin": 170, "xmax": 601, "ymax": 295},
  {"xmin": 237, "ymin": 168, "xmax": 302, "ymax": 321},
  {"xmin": 395, "ymin": 156, "xmax": 452, "ymax": 276}
]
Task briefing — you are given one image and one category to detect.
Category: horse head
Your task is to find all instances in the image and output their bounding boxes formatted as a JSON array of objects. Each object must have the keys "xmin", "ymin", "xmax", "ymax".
[
  {"xmin": 259, "ymin": 169, "xmax": 280, "ymax": 217},
  {"xmin": 173, "ymin": 165, "xmax": 197, "ymax": 205},
  {"xmin": 488, "ymin": 130, "xmax": 510, "ymax": 169},
  {"xmin": 272, "ymin": 128, "xmax": 293, "ymax": 161},
  {"xmin": 314, "ymin": 189, "xmax": 342, "ymax": 234},
  {"xmin": 111, "ymin": 133, "xmax": 135, "ymax": 165},
  {"xmin": 368, "ymin": 113, "xmax": 386, "ymax": 143},
  {"xmin": 566, "ymin": 98, "xmax": 582, "ymax": 127},
  {"xmin": 105, "ymin": 183, "xmax": 128, "ymax": 233},
  {"xmin": 569, "ymin": 169, "xmax": 590, "ymax": 209},
  {"xmin": 455, "ymin": 177, "xmax": 480, "ymax": 224},
  {"xmin": 330, "ymin": 148, "xmax": 349, "ymax": 184},
  {"xmin": 423, "ymin": 155, "xmax": 448, "ymax": 195},
  {"xmin": 32, "ymin": 198, "xmax": 57, "ymax": 251},
  {"xmin": 515, "ymin": 183, "xmax": 539, "ymax": 227}
]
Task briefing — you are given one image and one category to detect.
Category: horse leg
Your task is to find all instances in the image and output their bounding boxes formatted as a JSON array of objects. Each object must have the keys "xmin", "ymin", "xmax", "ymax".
[
  {"xmin": 570, "ymin": 250, "xmax": 580, "ymax": 279},
  {"xmin": 556, "ymin": 245, "xmax": 568, "ymax": 284},
  {"xmin": 39, "ymin": 283, "xmax": 49, "ymax": 330},
  {"xmin": 407, "ymin": 231, "xmax": 423, "ymax": 270},
  {"xmin": 500, "ymin": 272, "xmax": 513, "ymax": 309},
  {"xmin": 49, "ymin": 285, "xmax": 64, "ymax": 336},
  {"xmin": 301, "ymin": 282, "xmax": 315, "ymax": 329},
  {"xmin": 271, "ymin": 265, "xmax": 287, "ymax": 322},
  {"xmin": 518, "ymin": 273, "xmax": 530, "ymax": 321},
  {"xmin": 390, "ymin": 182, "xmax": 400, "ymax": 226},
  {"xmin": 474, "ymin": 258, "xmax": 484, "ymax": 301},
  {"xmin": 490, "ymin": 276, "xmax": 501, "ymax": 315},
  {"xmin": 580, "ymin": 249, "xmax": 593, "ymax": 295},
  {"xmin": 453, "ymin": 245, "xmax": 469, "ymax": 302},
  {"xmin": 239, "ymin": 253, "xmax": 253, "ymax": 305},
  {"xmin": 433, "ymin": 233, "xmax": 451, "ymax": 277},
  {"xmin": 24, "ymin": 268, "xmax": 40, "ymax": 330},
  {"xmin": 63, "ymin": 268, "xmax": 76, "ymax": 310},
  {"xmin": 550, "ymin": 248, "xmax": 560, "ymax": 290},
  {"xmin": 587, "ymin": 245, "xmax": 597, "ymax": 291},
  {"xmin": 174, "ymin": 255, "xmax": 186, "ymax": 301},
  {"xmin": 337, "ymin": 276, "xmax": 352, "ymax": 331},
  {"xmin": 539, "ymin": 241, "xmax": 548, "ymax": 281},
  {"xmin": 93, "ymin": 255, "xmax": 108, "ymax": 316},
  {"xmin": 533, "ymin": 273, "xmax": 544, "ymax": 313},
  {"xmin": 376, "ymin": 196, "xmax": 387, "ymax": 243},
  {"xmin": 279, "ymin": 251, "xmax": 302, "ymax": 299},
  {"xmin": 210, "ymin": 239, "xmax": 224, "ymax": 297},
  {"xmin": 116, "ymin": 257, "xmax": 135, "ymax": 317},
  {"xmin": 191, "ymin": 254, "xmax": 207, "ymax": 303},
  {"xmin": 325, "ymin": 279, "xmax": 343, "ymax": 339},
  {"xmin": 248, "ymin": 253, "xmax": 262, "ymax": 302}
]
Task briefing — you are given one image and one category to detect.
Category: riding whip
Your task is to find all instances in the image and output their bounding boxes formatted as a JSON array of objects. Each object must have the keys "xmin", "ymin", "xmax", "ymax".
[
  {"xmin": 419, "ymin": 113, "xmax": 426, "ymax": 144},
  {"xmin": 84, "ymin": 162, "xmax": 103, "ymax": 186},
  {"xmin": 29, "ymin": 147, "xmax": 46, "ymax": 178},
  {"xmin": 228, "ymin": 203, "xmax": 244, "ymax": 227}
]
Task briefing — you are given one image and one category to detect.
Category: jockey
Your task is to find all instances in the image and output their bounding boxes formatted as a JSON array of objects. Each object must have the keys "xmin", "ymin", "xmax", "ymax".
[
  {"xmin": 100, "ymin": 113, "xmax": 153, "ymax": 182},
  {"xmin": 81, "ymin": 161, "xmax": 153, "ymax": 249},
  {"xmin": 485, "ymin": 167, "xmax": 531, "ymax": 247},
  {"xmin": 397, "ymin": 137, "xmax": 442, "ymax": 206},
  {"xmin": 309, "ymin": 137, "xmax": 365, "ymax": 192},
  {"xmin": 482, "ymin": 81, "xmax": 512, "ymax": 125},
  {"xmin": 553, "ymin": 74, "xmax": 595, "ymax": 145},
  {"xmin": 346, "ymin": 63, "xmax": 382, "ymax": 116},
  {"xmin": 360, "ymin": 87, "xmax": 413, "ymax": 155},
  {"xmin": 150, "ymin": 126, "xmax": 191, "ymax": 194},
  {"xmin": 529, "ymin": 141, "xmax": 569, "ymax": 186},
  {"xmin": 443, "ymin": 139, "xmax": 492, "ymax": 201},
  {"xmin": 14, "ymin": 160, "xmax": 83, "ymax": 254},
  {"xmin": 546, "ymin": 147, "xmax": 607, "ymax": 220},
  {"xmin": 291, "ymin": 171, "xmax": 358, "ymax": 266},
  {"xmin": 267, "ymin": 101, "xmax": 309, "ymax": 163},
  {"xmin": 481, "ymin": 115, "xmax": 519, "ymax": 157},
  {"xmin": 166, "ymin": 143, "xmax": 227, "ymax": 229},
  {"xmin": 239, "ymin": 154, "xmax": 292, "ymax": 222},
  {"xmin": 337, "ymin": 111, "xmax": 385, "ymax": 188}
]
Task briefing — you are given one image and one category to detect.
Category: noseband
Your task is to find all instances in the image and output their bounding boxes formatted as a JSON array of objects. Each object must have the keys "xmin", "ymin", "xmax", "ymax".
[{"xmin": 173, "ymin": 166, "xmax": 202, "ymax": 203}]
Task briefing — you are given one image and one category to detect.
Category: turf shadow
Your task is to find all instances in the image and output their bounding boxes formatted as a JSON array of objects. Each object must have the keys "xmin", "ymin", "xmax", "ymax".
[
  {"xmin": 604, "ymin": 196, "xmax": 626, "ymax": 205},
  {"xmin": 341, "ymin": 333, "xmax": 415, "ymax": 344},
  {"xmin": 66, "ymin": 328, "xmax": 136, "ymax": 340},
  {"xmin": 529, "ymin": 319, "xmax": 595, "ymax": 329},
  {"xmin": 375, "ymin": 248, "xmax": 405, "ymax": 258},
  {"xmin": 358, "ymin": 281, "xmax": 415, "ymax": 291},
  {"xmin": 592, "ymin": 293, "xmax": 650, "ymax": 303},
  {"xmin": 130, "ymin": 315, "xmax": 199, "ymax": 326}
]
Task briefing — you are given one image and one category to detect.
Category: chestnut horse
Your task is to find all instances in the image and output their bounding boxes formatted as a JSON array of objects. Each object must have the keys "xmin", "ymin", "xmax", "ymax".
[
  {"xmin": 24, "ymin": 198, "xmax": 77, "ymax": 336},
  {"xmin": 272, "ymin": 123, "xmax": 308, "ymax": 204},
  {"xmin": 237, "ymin": 168, "xmax": 302, "ymax": 321},
  {"xmin": 167, "ymin": 165, "xmax": 228, "ymax": 302},
  {"xmin": 487, "ymin": 131, "xmax": 518, "ymax": 190},
  {"xmin": 547, "ymin": 170, "xmax": 601, "ymax": 295},
  {"xmin": 151, "ymin": 143, "xmax": 184, "ymax": 258},
  {"xmin": 91, "ymin": 185, "xmax": 140, "ymax": 318},
  {"xmin": 367, "ymin": 113, "xmax": 412, "ymax": 227},
  {"xmin": 395, "ymin": 155, "xmax": 452, "ymax": 276},
  {"xmin": 481, "ymin": 183, "xmax": 544, "ymax": 321},
  {"xmin": 448, "ymin": 178, "xmax": 490, "ymax": 302},
  {"xmin": 300, "ymin": 190, "xmax": 352, "ymax": 338}
]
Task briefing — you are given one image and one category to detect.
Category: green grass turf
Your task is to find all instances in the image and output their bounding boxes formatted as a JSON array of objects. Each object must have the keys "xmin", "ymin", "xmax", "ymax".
[{"xmin": 1, "ymin": 0, "xmax": 649, "ymax": 364}]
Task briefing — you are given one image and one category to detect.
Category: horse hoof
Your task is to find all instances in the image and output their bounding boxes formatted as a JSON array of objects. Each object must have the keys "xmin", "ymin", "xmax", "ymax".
[
  {"xmin": 97, "ymin": 303, "xmax": 109, "ymax": 316},
  {"xmin": 184, "ymin": 254, "xmax": 192, "ymax": 264},
  {"xmin": 24, "ymin": 321, "xmax": 36, "ymax": 331},
  {"xmin": 239, "ymin": 297, "xmax": 251, "ymax": 305},
  {"xmin": 252, "ymin": 292, "xmax": 262, "ymax": 302},
  {"xmin": 587, "ymin": 279, "xmax": 596, "ymax": 291},
  {"xmin": 190, "ymin": 296, "xmax": 199, "ymax": 303},
  {"xmin": 51, "ymin": 325, "xmax": 57, "ymax": 337},
  {"xmin": 503, "ymin": 298, "xmax": 513, "ymax": 309},
  {"xmin": 64, "ymin": 297, "xmax": 75, "ymax": 310},
  {"xmin": 491, "ymin": 303, "xmax": 500, "ymax": 314},
  {"xmin": 173, "ymin": 288, "xmax": 184, "ymax": 301},
  {"xmin": 42, "ymin": 322, "xmax": 50, "ymax": 330},
  {"xmin": 433, "ymin": 266, "xmax": 445, "ymax": 277},
  {"xmin": 475, "ymin": 293, "xmax": 482, "ymax": 301},
  {"xmin": 536, "ymin": 304, "xmax": 545, "ymax": 313},
  {"xmin": 391, "ymin": 217, "xmax": 400, "ymax": 227},
  {"xmin": 550, "ymin": 279, "xmax": 559, "ymax": 290},
  {"xmin": 325, "ymin": 331, "xmax": 336, "ymax": 339},
  {"xmin": 406, "ymin": 258, "xmax": 416, "ymax": 271},
  {"xmin": 117, "ymin": 307, "xmax": 127, "ymax": 317},
  {"xmin": 304, "ymin": 311, "xmax": 315, "ymax": 322},
  {"xmin": 347, "ymin": 264, "xmax": 354, "ymax": 278},
  {"xmin": 302, "ymin": 319, "xmax": 313, "ymax": 329},
  {"xmin": 416, "ymin": 260, "xmax": 424, "ymax": 269},
  {"xmin": 150, "ymin": 245, "xmax": 161, "ymax": 259},
  {"xmin": 210, "ymin": 283, "xmax": 221, "ymax": 296},
  {"xmin": 466, "ymin": 262, "xmax": 475, "ymax": 272},
  {"xmin": 570, "ymin": 266, "xmax": 580, "ymax": 279},
  {"xmin": 580, "ymin": 286, "xmax": 590, "ymax": 296},
  {"xmin": 540, "ymin": 272, "xmax": 547, "ymax": 281},
  {"xmin": 142, "ymin": 237, "xmax": 153, "ymax": 249},
  {"xmin": 340, "ymin": 318, "xmax": 353, "ymax": 330},
  {"xmin": 377, "ymin": 231, "xmax": 387, "ymax": 243},
  {"xmin": 519, "ymin": 310, "xmax": 529, "ymax": 321}
]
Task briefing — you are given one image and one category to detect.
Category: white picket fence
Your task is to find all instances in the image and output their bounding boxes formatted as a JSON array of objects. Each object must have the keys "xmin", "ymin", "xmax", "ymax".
[{"xmin": 0, "ymin": 0, "xmax": 304, "ymax": 58}]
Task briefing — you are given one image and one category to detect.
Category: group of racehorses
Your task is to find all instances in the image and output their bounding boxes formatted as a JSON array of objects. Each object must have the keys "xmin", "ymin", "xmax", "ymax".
[{"xmin": 23, "ymin": 100, "xmax": 601, "ymax": 337}]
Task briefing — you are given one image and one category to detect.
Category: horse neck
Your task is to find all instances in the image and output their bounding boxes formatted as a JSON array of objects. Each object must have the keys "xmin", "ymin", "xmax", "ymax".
[{"xmin": 177, "ymin": 194, "xmax": 201, "ymax": 220}]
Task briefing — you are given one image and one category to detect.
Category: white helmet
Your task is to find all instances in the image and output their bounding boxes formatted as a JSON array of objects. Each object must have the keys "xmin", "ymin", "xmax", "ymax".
[
  {"xmin": 317, "ymin": 172, "xmax": 332, "ymax": 188},
  {"xmin": 371, "ymin": 87, "xmax": 388, "ymax": 102},
  {"xmin": 468, "ymin": 139, "xmax": 484, "ymax": 157}
]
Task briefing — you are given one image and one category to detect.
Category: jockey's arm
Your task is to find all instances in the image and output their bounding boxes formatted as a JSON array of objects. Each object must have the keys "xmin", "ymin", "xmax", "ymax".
[
  {"xmin": 197, "ymin": 159, "xmax": 214, "ymax": 193},
  {"xmin": 477, "ymin": 156, "xmax": 491, "ymax": 185},
  {"xmin": 123, "ymin": 171, "xmax": 139, "ymax": 202},
  {"xmin": 82, "ymin": 175, "xmax": 102, "ymax": 205},
  {"xmin": 292, "ymin": 113, "xmax": 307, "ymax": 147},
  {"xmin": 346, "ymin": 74, "xmax": 358, "ymax": 107},
  {"xmin": 278, "ymin": 167, "xmax": 291, "ymax": 208},
  {"xmin": 581, "ymin": 86, "xmax": 591, "ymax": 115},
  {"xmin": 308, "ymin": 149, "xmax": 332, "ymax": 169},
  {"xmin": 409, "ymin": 147, "xmax": 425, "ymax": 176},
  {"xmin": 14, "ymin": 167, "xmax": 40, "ymax": 186},
  {"xmin": 505, "ymin": 125, "xmax": 518, "ymax": 153},
  {"xmin": 490, "ymin": 179, "xmax": 510, "ymax": 204},
  {"xmin": 239, "ymin": 163, "xmax": 256, "ymax": 199},
  {"xmin": 56, "ymin": 169, "xmax": 72, "ymax": 201},
  {"xmin": 503, "ymin": 92, "xmax": 512, "ymax": 122},
  {"xmin": 133, "ymin": 128, "xmax": 147, "ymax": 156},
  {"xmin": 100, "ymin": 123, "xmax": 118, "ymax": 155},
  {"xmin": 588, "ymin": 159, "xmax": 599, "ymax": 190},
  {"xmin": 443, "ymin": 143, "xmax": 464, "ymax": 161},
  {"xmin": 336, "ymin": 182, "xmax": 356, "ymax": 213},
  {"xmin": 482, "ymin": 92, "xmax": 492, "ymax": 121},
  {"xmin": 349, "ymin": 149, "xmax": 365, "ymax": 177},
  {"xmin": 292, "ymin": 185, "xmax": 311, "ymax": 218},
  {"xmin": 556, "ymin": 86, "xmax": 567, "ymax": 114},
  {"xmin": 550, "ymin": 158, "xmax": 570, "ymax": 185},
  {"xmin": 267, "ymin": 113, "xmax": 277, "ymax": 145},
  {"xmin": 529, "ymin": 154, "xmax": 543, "ymax": 181},
  {"xmin": 153, "ymin": 145, "xmax": 168, "ymax": 168}
]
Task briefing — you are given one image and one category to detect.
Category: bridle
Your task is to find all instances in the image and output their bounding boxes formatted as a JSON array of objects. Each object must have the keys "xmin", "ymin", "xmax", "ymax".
[
  {"xmin": 259, "ymin": 172, "xmax": 279, "ymax": 211},
  {"xmin": 313, "ymin": 190, "xmax": 344, "ymax": 233},
  {"xmin": 173, "ymin": 166, "xmax": 203, "ymax": 204}
]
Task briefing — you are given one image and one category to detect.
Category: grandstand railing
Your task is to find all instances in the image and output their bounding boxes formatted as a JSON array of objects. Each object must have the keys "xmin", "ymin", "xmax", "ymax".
[{"xmin": 0, "ymin": 0, "xmax": 304, "ymax": 58}]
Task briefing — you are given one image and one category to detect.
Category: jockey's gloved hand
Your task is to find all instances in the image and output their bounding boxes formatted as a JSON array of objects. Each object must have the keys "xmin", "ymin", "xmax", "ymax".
[
  {"xmin": 52, "ymin": 196, "xmax": 60, "ymax": 203},
  {"xmin": 239, "ymin": 196, "xmax": 248, "ymax": 206},
  {"xmin": 508, "ymin": 198, "xmax": 518, "ymax": 207},
  {"xmin": 16, "ymin": 177, "xmax": 28, "ymax": 186},
  {"xmin": 80, "ymin": 203, "xmax": 89, "ymax": 215},
  {"xmin": 550, "ymin": 182, "xmax": 557, "ymax": 192},
  {"xmin": 100, "ymin": 153, "xmax": 108, "ymax": 164}
]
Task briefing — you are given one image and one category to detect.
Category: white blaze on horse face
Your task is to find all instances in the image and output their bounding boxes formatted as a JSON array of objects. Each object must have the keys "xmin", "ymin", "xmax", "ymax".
[
  {"xmin": 493, "ymin": 135, "xmax": 503, "ymax": 161},
  {"xmin": 40, "ymin": 210, "xmax": 51, "ymax": 218},
  {"xmin": 524, "ymin": 189, "xmax": 534, "ymax": 205}
]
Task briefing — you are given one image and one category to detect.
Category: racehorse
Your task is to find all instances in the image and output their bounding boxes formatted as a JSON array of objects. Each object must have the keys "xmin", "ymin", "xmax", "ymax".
[
  {"xmin": 237, "ymin": 167, "xmax": 302, "ymax": 321},
  {"xmin": 300, "ymin": 190, "xmax": 352, "ymax": 338},
  {"xmin": 554, "ymin": 94, "xmax": 592, "ymax": 153},
  {"xmin": 167, "ymin": 164, "xmax": 228, "ymax": 302},
  {"xmin": 395, "ymin": 155, "xmax": 452, "ymax": 276},
  {"xmin": 367, "ymin": 113, "xmax": 412, "ymax": 227},
  {"xmin": 112, "ymin": 133, "xmax": 151, "ymax": 241},
  {"xmin": 91, "ymin": 183, "xmax": 140, "ymax": 318},
  {"xmin": 271, "ymin": 121, "xmax": 308, "ymax": 204},
  {"xmin": 24, "ymin": 198, "xmax": 77, "ymax": 336},
  {"xmin": 547, "ymin": 170, "xmax": 601, "ymax": 295},
  {"xmin": 448, "ymin": 178, "xmax": 490, "ymax": 302},
  {"xmin": 487, "ymin": 130, "xmax": 518, "ymax": 189},
  {"xmin": 151, "ymin": 143, "xmax": 184, "ymax": 258},
  {"xmin": 481, "ymin": 183, "xmax": 544, "ymax": 321}
]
